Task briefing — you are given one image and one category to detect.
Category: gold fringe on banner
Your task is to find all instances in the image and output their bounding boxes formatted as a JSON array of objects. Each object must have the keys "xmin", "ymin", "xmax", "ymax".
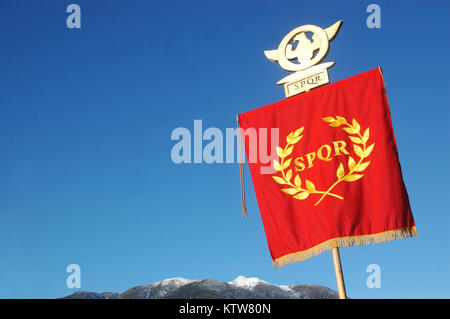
[
  {"xmin": 237, "ymin": 114, "xmax": 247, "ymax": 218},
  {"xmin": 273, "ymin": 226, "xmax": 418, "ymax": 268}
]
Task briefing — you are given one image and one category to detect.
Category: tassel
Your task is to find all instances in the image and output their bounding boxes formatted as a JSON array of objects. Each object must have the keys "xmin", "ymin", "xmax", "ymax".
[{"xmin": 237, "ymin": 114, "xmax": 247, "ymax": 218}]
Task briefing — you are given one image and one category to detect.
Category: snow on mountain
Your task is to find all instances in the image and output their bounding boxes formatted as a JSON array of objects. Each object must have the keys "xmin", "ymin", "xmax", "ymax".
[
  {"xmin": 156, "ymin": 278, "xmax": 197, "ymax": 291},
  {"xmin": 228, "ymin": 276, "xmax": 298, "ymax": 299},
  {"xmin": 228, "ymin": 276, "xmax": 270, "ymax": 289}
]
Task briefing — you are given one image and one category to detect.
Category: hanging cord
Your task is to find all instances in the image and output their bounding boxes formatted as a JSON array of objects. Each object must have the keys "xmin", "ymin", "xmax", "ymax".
[{"xmin": 237, "ymin": 114, "xmax": 247, "ymax": 218}]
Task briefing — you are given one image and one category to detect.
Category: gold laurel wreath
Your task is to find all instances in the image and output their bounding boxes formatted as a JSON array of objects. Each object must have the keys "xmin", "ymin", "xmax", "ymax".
[
  {"xmin": 272, "ymin": 116, "xmax": 374, "ymax": 206},
  {"xmin": 272, "ymin": 127, "xmax": 344, "ymax": 202}
]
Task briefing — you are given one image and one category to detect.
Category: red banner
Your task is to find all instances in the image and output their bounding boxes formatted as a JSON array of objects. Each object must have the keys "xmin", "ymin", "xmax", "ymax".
[{"xmin": 238, "ymin": 68, "xmax": 417, "ymax": 268}]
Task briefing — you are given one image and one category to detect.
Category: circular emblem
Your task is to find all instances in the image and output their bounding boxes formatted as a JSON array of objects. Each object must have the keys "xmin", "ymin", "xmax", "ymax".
[{"xmin": 276, "ymin": 24, "xmax": 330, "ymax": 72}]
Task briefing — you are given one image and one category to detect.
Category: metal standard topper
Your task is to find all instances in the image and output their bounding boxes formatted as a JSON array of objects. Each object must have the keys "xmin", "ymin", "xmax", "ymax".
[{"xmin": 264, "ymin": 20, "xmax": 343, "ymax": 97}]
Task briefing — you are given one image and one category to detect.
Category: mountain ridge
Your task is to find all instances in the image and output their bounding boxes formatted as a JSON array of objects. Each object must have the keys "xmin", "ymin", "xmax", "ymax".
[{"xmin": 62, "ymin": 276, "xmax": 339, "ymax": 299}]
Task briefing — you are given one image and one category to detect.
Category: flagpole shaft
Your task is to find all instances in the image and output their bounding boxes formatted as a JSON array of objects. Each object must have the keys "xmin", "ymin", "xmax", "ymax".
[{"xmin": 331, "ymin": 247, "xmax": 347, "ymax": 299}]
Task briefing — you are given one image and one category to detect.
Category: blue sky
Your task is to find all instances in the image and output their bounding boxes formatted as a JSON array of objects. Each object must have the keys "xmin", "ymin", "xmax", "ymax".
[{"xmin": 0, "ymin": 0, "xmax": 448, "ymax": 298}]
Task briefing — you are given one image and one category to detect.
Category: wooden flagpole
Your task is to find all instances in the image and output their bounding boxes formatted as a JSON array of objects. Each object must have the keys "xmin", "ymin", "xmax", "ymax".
[{"xmin": 331, "ymin": 247, "xmax": 347, "ymax": 299}]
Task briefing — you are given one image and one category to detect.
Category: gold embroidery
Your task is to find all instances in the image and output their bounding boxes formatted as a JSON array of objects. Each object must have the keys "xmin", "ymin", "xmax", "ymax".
[
  {"xmin": 316, "ymin": 116, "xmax": 374, "ymax": 205},
  {"xmin": 294, "ymin": 140, "xmax": 348, "ymax": 170},
  {"xmin": 272, "ymin": 127, "xmax": 343, "ymax": 202},
  {"xmin": 271, "ymin": 116, "xmax": 374, "ymax": 205}
]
